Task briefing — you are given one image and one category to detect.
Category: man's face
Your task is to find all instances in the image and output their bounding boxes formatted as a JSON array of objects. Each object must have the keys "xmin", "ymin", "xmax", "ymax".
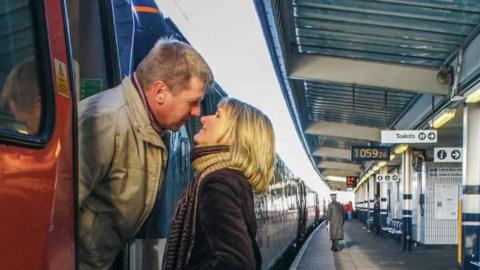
[
  {"xmin": 8, "ymin": 100, "xmax": 40, "ymax": 135},
  {"xmin": 149, "ymin": 76, "xmax": 205, "ymax": 131}
]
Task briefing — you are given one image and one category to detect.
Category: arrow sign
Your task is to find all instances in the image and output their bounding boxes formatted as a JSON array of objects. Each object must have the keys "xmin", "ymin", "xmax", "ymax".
[
  {"xmin": 434, "ymin": 147, "xmax": 462, "ymax": 162},
  {"xmin": 451, "ymin": 150, "xmax": 461, "ymax": 160},
  {"xmin": 381, "ymin": 130, "xmax": 437, "ymax": 144}
]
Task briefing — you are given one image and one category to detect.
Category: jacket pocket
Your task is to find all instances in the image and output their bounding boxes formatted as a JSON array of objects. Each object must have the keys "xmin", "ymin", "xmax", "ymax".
[{"xmin": 79, "ymin": 207, "xmax": 98, "ymax": 251}]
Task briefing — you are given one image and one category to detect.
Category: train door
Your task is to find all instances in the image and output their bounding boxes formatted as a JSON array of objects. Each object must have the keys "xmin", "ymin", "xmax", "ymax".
[
  {"xmin": 67, "ymin": 0, "xmax": 200, "ymax": 268},
  {"xmin": 0, "ymin": 1, "xmax": 76, "ymax": 269}
]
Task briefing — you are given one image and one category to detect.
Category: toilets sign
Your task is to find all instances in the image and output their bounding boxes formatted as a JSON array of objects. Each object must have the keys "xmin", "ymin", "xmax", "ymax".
[{"xmin": 381, "ymin": 130, "xmax": 437, "ymax": 144}]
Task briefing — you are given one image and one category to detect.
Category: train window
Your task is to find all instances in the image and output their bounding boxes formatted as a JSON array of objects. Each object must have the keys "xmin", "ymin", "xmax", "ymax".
[{"xmin": 0, "ymin": 1, "xmax": 53, "ymax": 143}]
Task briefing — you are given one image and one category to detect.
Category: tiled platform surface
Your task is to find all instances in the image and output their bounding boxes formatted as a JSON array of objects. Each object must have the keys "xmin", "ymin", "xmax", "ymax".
[{"xmin": 290, "ymin": 220, "xmax": 458, "ymax": 270}]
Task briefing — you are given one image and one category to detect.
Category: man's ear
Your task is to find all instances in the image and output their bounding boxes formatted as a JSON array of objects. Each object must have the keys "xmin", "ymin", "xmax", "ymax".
[
  {"xmin": 34, "ymin": 96, "xmax": 41, "ymax": 108},
  {"xmin": 149, "ymin": 80, "xmax": 169, "ymax": 104}
]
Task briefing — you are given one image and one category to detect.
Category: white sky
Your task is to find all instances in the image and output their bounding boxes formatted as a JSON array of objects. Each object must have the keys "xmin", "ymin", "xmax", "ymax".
[{"xmin": 155, "ymin": 0, "xmax": 335, "ymax": 195}]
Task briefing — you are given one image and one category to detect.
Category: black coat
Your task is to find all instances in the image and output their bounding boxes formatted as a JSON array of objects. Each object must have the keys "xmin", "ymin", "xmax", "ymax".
[{"xmin": 187, "ymin": 168, "xmax": 261, "ymax": 270}]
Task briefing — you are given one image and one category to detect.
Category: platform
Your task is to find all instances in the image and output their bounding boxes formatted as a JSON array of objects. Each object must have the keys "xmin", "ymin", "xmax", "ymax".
[{"xmin": 290, "ymin": 220, "xmax": 458, "ymax": 270}]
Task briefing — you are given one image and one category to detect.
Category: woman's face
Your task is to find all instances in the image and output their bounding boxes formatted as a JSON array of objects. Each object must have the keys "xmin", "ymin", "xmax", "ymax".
[{"xmin": 194, "ymin": 107, "xmax": 229, "ymax": 145}]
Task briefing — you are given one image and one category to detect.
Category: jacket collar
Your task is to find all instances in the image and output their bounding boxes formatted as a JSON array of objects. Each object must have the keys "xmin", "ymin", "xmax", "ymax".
[{"xmin": 122, "ymin": 76, "xmax": 167, "ymax": 149}]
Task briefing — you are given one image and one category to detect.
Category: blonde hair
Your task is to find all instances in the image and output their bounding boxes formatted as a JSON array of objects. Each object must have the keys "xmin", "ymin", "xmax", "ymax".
[
  {"xmin": 136, "ymin": 37, "xmax": 214, "ymax": 94},
  {"xmin": 218, "ymin": 98, "xmax": 275, "ymax": 194}
]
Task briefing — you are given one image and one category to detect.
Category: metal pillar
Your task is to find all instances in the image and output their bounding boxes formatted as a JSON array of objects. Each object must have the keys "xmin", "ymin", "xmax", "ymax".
[
  {"xmin": 364, "ymin": 183, "xmax": 368, "ymax": 224},
  {"xmin": 355, "ymin": 189, "xmax": 360, "ymax": 220},
  {"xmin": 358, "ymin": 184, "xmax": 365, "ymax": 223},
  {"xmin": 369, "ymin": 176, "xmax": 375, "ymax": 231},
  {"xmin": 359, "ymin": 185, "xmax": 364, "ymax": 223},
  {"xmin": 462, "ymin": 103, "xmax": 480, "ymax": 269},
  {"xmin": 380, "ymin": 166, "xmax": 389, "ymax": 237},
  {"xmin": 402, "ymin": 147, "xmax": 413, "ymax": 251}
]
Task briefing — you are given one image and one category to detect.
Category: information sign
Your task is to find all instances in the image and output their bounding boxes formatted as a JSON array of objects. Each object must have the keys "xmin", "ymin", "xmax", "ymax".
[
  {"xmin": 434, "ymin": 184, "xmax": 458, "ymax": 220},
  {"xmin": 381, "ymin": 130, "xmax": 437, "ymax": 144},
  {"xmin": 434, "ymin": 147, "xmax": 462, "ymax": 163}
]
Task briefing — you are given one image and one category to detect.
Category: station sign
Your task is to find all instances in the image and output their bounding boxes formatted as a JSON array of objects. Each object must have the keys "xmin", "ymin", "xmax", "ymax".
[
  {"xmin": 346, "ymin": 176, "xmax": 358, "ymax": 188},
  {"xmin": 351, "ymin": 146, "xmax": 390, "ymax": 161},
  {"xmin": 434, "ymin": 147, "xmax": 462, "ymax": 163},
  {"xmin": 376, "ymin": 174, "xmax": 400, "ymax": 182},
  {"xmin": 381, "ymin": 130, "xmax": 437, "ymax": 144}
]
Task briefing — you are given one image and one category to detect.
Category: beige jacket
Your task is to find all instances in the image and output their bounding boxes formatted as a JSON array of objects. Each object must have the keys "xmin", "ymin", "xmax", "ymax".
[{"xmin": 78, "ymin": 77, "xmax": 167, "ymax": 269}]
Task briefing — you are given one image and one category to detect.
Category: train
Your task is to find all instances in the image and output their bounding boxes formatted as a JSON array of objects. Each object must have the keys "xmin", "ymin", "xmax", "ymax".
[{"xmin": 0, "ymin": 0, "xmax": 325, "ymax": 269}]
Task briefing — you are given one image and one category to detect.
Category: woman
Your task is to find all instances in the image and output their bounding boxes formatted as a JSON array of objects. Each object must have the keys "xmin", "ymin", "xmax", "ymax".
[{"xmin": 162, "ymin": 97, "xmax": 275, "ymax": 270}]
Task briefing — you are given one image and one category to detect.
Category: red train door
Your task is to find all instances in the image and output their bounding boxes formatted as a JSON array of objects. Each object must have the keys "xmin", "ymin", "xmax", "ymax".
[{"xmin": 0, "ymin": 1, "xmax": 76, "ymax": 269}]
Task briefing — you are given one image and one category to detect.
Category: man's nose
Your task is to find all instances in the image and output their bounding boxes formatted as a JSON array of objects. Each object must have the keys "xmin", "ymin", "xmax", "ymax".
[{"xmin": 190, "ymin": 104, "xmax": 201, "ymax": 117}]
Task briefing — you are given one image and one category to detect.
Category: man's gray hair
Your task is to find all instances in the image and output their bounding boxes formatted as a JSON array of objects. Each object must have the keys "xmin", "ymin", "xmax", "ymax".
[{"xmin": 136, "ymin": 37, "xmax": 213, "ymax": 94}]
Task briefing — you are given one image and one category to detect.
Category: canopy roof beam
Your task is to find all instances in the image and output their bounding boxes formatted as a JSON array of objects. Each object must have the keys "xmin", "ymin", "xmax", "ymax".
[
  {"xmin": 321, "ymin": 169, "xmax": 360, "ymax": 177},
  {"xmin": 306, "ymin": 121, "xmax": 381, "ymax": 141},
  {"xmin": 289, "ymin": 54, "xmax": 449, "ymax": 95},
  {"xmin": 318, "ymin": 161, "xmax": 362, "ymax": 172},
  {"xmin": 312, "ymin": 147, "xmax": 351, "ymax": 160}
]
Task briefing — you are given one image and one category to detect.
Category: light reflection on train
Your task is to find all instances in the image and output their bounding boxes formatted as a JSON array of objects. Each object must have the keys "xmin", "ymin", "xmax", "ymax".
[{"xmin": 254, "ymin": 158, "xmax": 325, "ymax": 269}]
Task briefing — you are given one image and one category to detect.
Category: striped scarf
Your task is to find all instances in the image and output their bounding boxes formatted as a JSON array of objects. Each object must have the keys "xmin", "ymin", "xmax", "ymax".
[{"xmin": 162, "ymin": 144, "xmax": 231, "ymax": 270}]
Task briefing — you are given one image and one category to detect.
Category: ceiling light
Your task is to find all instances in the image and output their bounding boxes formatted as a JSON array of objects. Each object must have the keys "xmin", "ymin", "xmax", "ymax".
[
  {"xmin": 378, "ymin": 161, "xmax": 387, "ymax": 168},
  {"xmin": 394, "ymin": 144, "xmax": 409, "ymax": 154},
  {"xmin": 432, "ymin": 108, "xmax": 456, "ymax": 129},
  {"xmin": 390, "ymin": 154, "xmax": 396, "ymax": 161},
  {"xmin": 465, "ymin": 86, "xmax": 480, "ymax": 103}
]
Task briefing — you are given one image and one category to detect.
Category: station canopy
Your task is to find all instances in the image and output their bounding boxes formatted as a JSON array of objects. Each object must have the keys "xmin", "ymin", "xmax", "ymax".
[{"xmin": 255, "ymin": 0, "xmax": 480, "ymax": 190}]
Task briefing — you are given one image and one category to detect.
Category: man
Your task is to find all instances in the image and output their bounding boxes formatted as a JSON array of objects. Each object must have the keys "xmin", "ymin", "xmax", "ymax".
[
  {"xmin": 1, "ymin": 59, "xmax": 41, "ymax": 135},
  {"xmin": 373, "ymin": 195, "xmax": 381, "ymax": 235},
  {"xmin": 78, "ymin": 38, "xmax": 213, "ymax": 269},
  {"xmin": 326, "ymin": 193, "xmax": 345, "ymax": 252}
]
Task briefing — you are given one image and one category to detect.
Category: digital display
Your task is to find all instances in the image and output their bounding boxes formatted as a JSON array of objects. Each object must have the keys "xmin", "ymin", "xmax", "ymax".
[
  {"xmin": 351, "ymin": 146, "xmax": 390, "ymax": 161},
  {"xmin": 346, "ymin": 176, "xmax": 357, "ymax": 188}
]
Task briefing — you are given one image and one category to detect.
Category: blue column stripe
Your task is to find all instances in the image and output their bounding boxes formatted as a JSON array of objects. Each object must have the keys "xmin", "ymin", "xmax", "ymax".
[
  {"xmin": 463, "ymin": 185, "xmax": 480, "ymax": 195},
  {"xmin": 403, "ymin": 194, "xmax": 412, "ymax": 199},
  {"xmin": 402, "ymin": 210, "xmax": 412, "ymax": 215},
  {"xmin": 381, "ymin": 198, "xmax": 387, "ymax": 201},
  {"xmin": 463, "ymin": 213, "xmax": 480, "ymax": 222}
]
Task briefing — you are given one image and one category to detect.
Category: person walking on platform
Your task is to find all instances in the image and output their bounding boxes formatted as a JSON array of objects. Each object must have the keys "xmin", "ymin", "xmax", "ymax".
[
  {"xmin": 162, "ymin": 98, "xmax": 275, "ymax": 270},
  {"xmin": 78, "ymin": 38, "xmax": 213, "ymax": 270},
  {"xmin": 326, "ymin": 193, "xmax": 345, "ymax": 252},
  {"xmin": 373, "ymin": 195, "xmax": 381, "ymax": 235},
  {"xmin": 344, "ymin": 201, "xmax": 353, "ymax": 221}
]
